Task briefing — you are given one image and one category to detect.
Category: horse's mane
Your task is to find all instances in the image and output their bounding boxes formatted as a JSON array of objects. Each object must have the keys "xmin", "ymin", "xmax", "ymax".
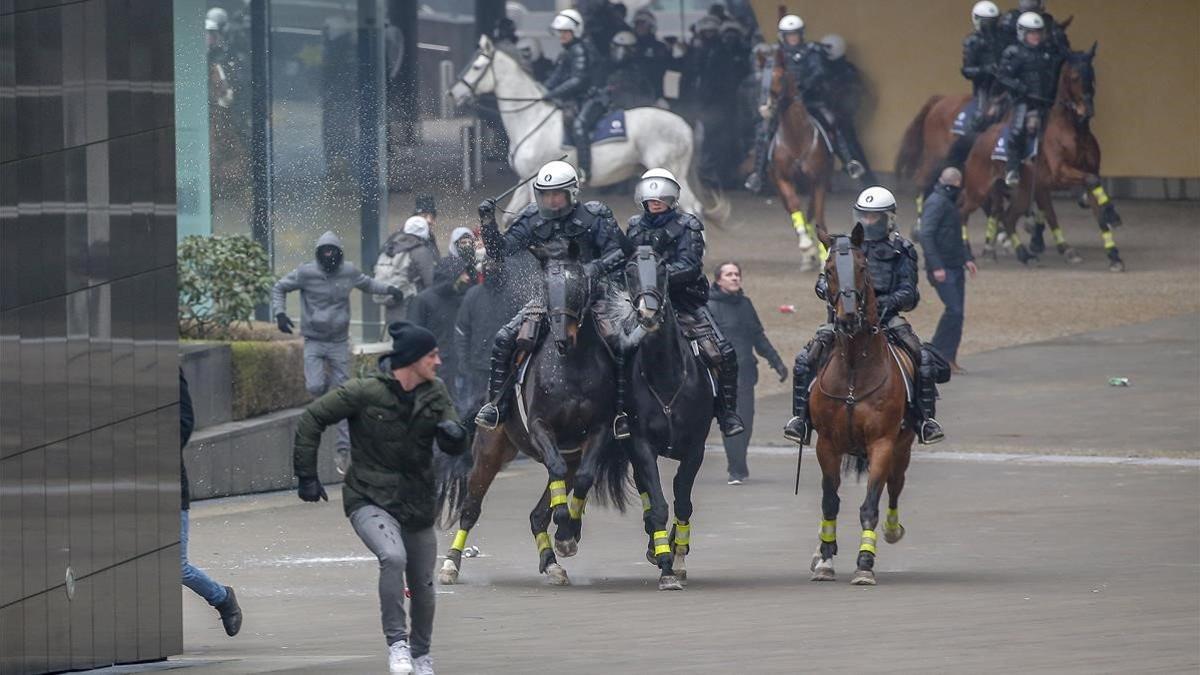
[{"xmin": 491, "ymin": 43, "xmax": 548, "ymax": 97}]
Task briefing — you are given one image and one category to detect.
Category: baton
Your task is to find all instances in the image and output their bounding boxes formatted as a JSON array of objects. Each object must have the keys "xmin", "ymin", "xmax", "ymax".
[{"xmin": 794, "ymin": 436, "xmax": 804, "ymax": 496}]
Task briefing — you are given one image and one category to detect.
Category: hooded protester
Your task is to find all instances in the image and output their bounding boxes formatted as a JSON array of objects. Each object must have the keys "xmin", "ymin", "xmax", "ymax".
[
  {"xmin": 272, "ymin": 231, "xmax": 400, "ymax": 473},
  {"xmin": 453, "ymin": 258, "xmax": 530, "ymax": 420},
  {"xmin": 407, "ymin": 228, "xmax": 479, "ymax": 402},
  {"xmin": 376, "ymin": 215, "xmax": 441, "ymax": 326},
  {"xmin": 293, "ymin": 320, "xmax": 468, "ymax": 675}
]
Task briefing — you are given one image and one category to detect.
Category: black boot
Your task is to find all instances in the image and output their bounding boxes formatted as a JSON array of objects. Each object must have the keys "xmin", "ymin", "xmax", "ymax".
[
  {"xmin": 576, "ymin": 141, "xmax": 592, "ymax": 185},
  {"xmin": 475, "ymin": 328, "xmax": 518, "ymax": 429},
  {"xmin": 612, "ymin": 354, "xmax": 630, "ymax": 439},
  {"xmin": 715, "ymin": 359, "xmax": 744, "ymax": 437},
  {"xmin": 215, "ymin": 586, "xmax": 242, "ymax": 637},
  {"xmin": 783, "ymin": 353, "xmax": 812, "ymax": 445},
  {"xmin": 917, "ymin": 353, "xmax": 944, "ymax": 445},
  {"xmin": 744, "ymin": 119, "xmax": 774, "ymax": 193},
  {"xmin": 1005, "ymin": 157, "xmax": 1021, "ymax": 187}
]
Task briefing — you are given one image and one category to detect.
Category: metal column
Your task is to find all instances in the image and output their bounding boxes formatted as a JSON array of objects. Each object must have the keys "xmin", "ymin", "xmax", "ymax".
[
  {"xmin": 249, "ymin": 0, "xmax": 274, "ymax": 319},
  {"xmin": 359, "ymin": 0, "xmax": 387, "ymax": 339}
]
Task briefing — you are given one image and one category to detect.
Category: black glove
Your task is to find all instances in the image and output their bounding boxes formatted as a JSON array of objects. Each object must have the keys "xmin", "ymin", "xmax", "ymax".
[
  {"xmin": 478, "ymin": 198, "xmax": 497, "ymax": 223},
  {"xmin": 276, "ymin": 313, "xmax": 295, "ymax": 334},
  {"xmin": 297, "ymin": 476, "xmax": 328, "ymax": 502},
  {"xmin": 773, "ymin": 362, "xmax": 789, "ymax": 382},
  {"xmin": 436, "ymin": 420, "xmax": 468, "ymax": 446},
  {"xmin": 387, "ymin": 285, "xmax": 403, "ymax": 299}
]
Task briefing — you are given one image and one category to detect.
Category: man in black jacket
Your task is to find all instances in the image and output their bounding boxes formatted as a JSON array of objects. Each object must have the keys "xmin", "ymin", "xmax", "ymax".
[
  {"xmin": 407, "ymin": 228, "xmax": 478, "ymax": 401},
  {"xmin": 918, "ymin": 168, "xmax": 977, "ymax": 373},
  {"xmin": 180, "ymin": 370, "xmax": 242, "ymax": 637}
]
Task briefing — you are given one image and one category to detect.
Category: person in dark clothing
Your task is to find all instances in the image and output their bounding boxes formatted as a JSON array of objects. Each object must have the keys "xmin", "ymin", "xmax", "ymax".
[
  {"xmin": 708, "ymin": 262, "xmax": 788, "ymax": 484},
  {"xmin": 631, "ymin": 9, "xmax": 671, "ymax": 101},
  {"xmin": 998, "ymin": 11, "xmax": 1060, "ymax": 186},
  {"xmin": 179, "ymin": 370, "xmax": 242, "ymax": 637},
  {"xmin": 606, "ymin": 30, "xmax": 657, "ymax": 109},
  {"xmin": 453, "ymin": 258, "xmax": 529, "ymax": 420},
  {"xmin": 544, "ymin": 9, "xmax": 605, "ymax": 183},
  {"xmin": 378, "ymin": 215, "xmax": 442, "ymax": 326},
  {"xmin": 918, "ymin": 168, "xmax": 977, "ymax": 373},
  {"xmin": 407, "ymin": 228, "xmax": 478, "ymax": 401},
  {"xmin": 999, "ymin": 0, "xmax": 1070, "ymax": 56},
  {"xmin": 684, "ymin": 19, "xmax": 751, "ymax": 187},
  {"xmin": 961, "ymin": 2, "xmax": 1005, "ymax": 131},
  {"xmin": 293, "ymin": 321, "xmax": 468, "ymax": 675},
  {"xmin": 516, "ymin": 37, "xmax": 555, "ymax": 83}
]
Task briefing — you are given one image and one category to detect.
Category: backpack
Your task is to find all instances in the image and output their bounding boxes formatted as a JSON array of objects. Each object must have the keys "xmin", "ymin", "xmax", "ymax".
[{"xmin": 372, "ymin": 242, "xmax": 418, "ymax": 304}]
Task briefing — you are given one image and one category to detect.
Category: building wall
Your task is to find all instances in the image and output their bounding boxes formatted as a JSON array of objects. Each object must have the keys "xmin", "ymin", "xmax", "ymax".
[
  {"xmin": 0, "ymin": 1, "xmax": 181, "ymax": 672},
  {"xmin": 751, "ymin": 0, "xmax": 1200, "ymax": 179}
]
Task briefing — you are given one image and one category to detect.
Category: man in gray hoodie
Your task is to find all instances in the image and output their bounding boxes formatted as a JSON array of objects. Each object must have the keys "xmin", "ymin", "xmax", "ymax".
[{"xmin": 272, "ymin": 231, "xmax": 400, "ymax": 470}]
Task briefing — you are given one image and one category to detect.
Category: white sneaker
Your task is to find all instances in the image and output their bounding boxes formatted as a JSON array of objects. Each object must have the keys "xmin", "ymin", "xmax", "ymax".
[
  {"xmin": 413, "ymin": 654, "xmax": 435, "ymax": 675},
  {"xmin": 389, "ymin": 641, "xmax": 414, "ymax": 674}
]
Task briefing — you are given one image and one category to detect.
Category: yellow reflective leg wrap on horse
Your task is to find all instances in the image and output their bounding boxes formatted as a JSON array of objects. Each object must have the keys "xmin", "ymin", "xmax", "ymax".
[
  {"xmin": 1102, "ymin": 231, "xmax": 1116, "ymax": 249},
  {"xmin": 961, "ymin": 224, "xmax": 970, "ymax": 243},
  {"xmin": 536, "ymin": 531, "xmax": 551, "ymax": 553},
  {"xmin": 883, "ymin": 509, "xmax": 901, "ymax": 536},
  {"xmin": 451, "ymin": 529, "xmax": 469, "ymax": 553},
  {"xmin": 653, "ymin": 530, "xmax": 671, "ymax": 557},
  {"xmin": 915, "ymin": 194, "xmax": 924, "ymax": 216},
  {"xmin": 640, "ymin": 492, "xmax": 651, "ymax": 513},
  {"xmin": 1034, "ymin": 208, "xmax": 1048, "ymax": 226},
  {"xmin": 819, "ymin": 519, "xmax": 837, "ymax": 543},
  {"xmin": 568, "ymin": 494, "xmax": 587, "ymax": 520},
  {"xmin": 1052, "ymin": 227, "xmax": 1067, "ymax": 245},
  {"xmin": 985, "ymin": 216, "xmax": 999, "ymax": 243},
  {"xmin": 1092, "ymin": 185, "xmax": 1110, "ymax": 206},
  {"xmin": 859, "ymin": 529, "xmax": 877, "ymax": 555},
  {"xmin": 548, "ymin": 480, "xmax": 568, "ymax": 508},
  {"xmin": 791, "ymin": 210, "xmax": 807, "ymax": 235},
  {"xmin": 673, "ymin": 521, "xmax": 691, "ymax": 548}
]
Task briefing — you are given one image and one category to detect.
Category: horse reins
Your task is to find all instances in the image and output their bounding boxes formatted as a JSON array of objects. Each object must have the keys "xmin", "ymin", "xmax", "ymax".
[{"xmin": 456, "ymin": 49, "xmax": 564, "ymax": 166}]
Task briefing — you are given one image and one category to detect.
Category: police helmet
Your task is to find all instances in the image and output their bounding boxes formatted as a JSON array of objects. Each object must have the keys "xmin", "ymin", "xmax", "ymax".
[
  {"xmin": 551, "ymin": 10, "xmax": 583, "ymax": 39},
  {"xmin": 853, "ymin": 186, "xmax": 898, "ymax": 241},
  {"xmin": 611, "ymin": 30, "xmax": 637, "ymax": 61},
  {"xmin": 205, "ymin": 7, "xmax": 228, "ymax": 31},
  {"xmin": 1018, "ymin": 0, "xmax": 1044, "ymax": 12},
  {"xmin": 534, "ymin": 160, "xmax": 580, "ymax": 219},
  {"xmin": 633, "ymin": 9, "xmax": 657, "ymax": 32},
  {"xmin": 777, "ymin": 14, "xmax": 805, "ymax": 41},
  {"xmin": 634, "ymin": 169, "xmax": 681, "ymax": 211},
  {"xmin": 971, "ymin": 1, "xmax": 1000, "ymax": 30},
  {"xmin": 1016, "ymin": 11, "xmax": 1045, "ymax": 43},
  {"xmin": 819, "ymin": 34, "xmax": 846, "ymax": 60}
]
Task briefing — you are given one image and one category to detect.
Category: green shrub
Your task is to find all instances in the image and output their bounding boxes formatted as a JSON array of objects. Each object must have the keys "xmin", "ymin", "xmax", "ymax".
[
  {"xmin": 179, "ymin": 235, "xmax": 276, "ymax": 339},
  {"xmin": 229, "ymin": 341, "xmax": 312, "ymax": 419}
]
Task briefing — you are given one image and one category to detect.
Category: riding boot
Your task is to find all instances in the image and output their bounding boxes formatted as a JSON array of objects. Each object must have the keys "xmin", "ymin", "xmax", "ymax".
[
  {"xmin": 475, "ymin": 324, "xmax": 519, "ymax": 429},
  {"xmin": 917, "ymin": 351, "xmax": 944, "ymax": 445},
  {"xmin": 715, "ymin": 357, "xmax": 744, "ymax": 437},
  {"xmin": 783, "ymin": 349, "xmax": 813, "ymax": 445},
  {"xmin": 837, "ymin": 121, "xmax": 873, "ymax": 183},
  {"xmin": 1004, "ymin": 157, "xmax": 1021, "ymax": 187},
  {"xmin": 612, "ymin": 353, "xmax": 630, "ymax": 440}
]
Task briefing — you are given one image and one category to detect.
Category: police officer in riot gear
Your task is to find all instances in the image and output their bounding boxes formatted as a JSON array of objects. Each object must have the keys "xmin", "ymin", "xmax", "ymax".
[
  {"xmin": 632, "ymin": 8, "xmax": 671, "ymax": 101},
  {"xmin": 543, "ymin": 10, "xmax": 606, "ymax": 184},
  {"xmin": 474, "ymin": 161, "xmax": 630, "ymax": 431},
  {"xmin": 623, "ymin": 169, "xmax": 745, "ymax": 438},
  {"xmin": 784, "ymin": 187, "xmax": 945, "ymax": 445},
  {"xmin": 998, "ymin": 12, "xmax": 1058, "ymax": 187},
  {"xmin": 962, "ymin": 1, "xmax": 1005, "ymax": 130},
  {"xmin": 999, "ymin": 0, "xmax": 1070, "ymax": 57},
  {"xmin": 607, "ymin": 30, "xmax": 657, "ymax": 108}
]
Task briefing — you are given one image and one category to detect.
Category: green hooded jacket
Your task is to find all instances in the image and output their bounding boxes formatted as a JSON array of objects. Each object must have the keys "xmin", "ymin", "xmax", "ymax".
[{"xmin": 293, "ymin": 371, "xmax": 468, "ymax": 528}]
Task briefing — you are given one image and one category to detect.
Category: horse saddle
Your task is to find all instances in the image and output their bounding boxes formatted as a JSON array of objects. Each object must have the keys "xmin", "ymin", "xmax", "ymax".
[
  {"xmin": 951, "ymin": 99, "xmax": 982, "ymax": 136},
  {"xmin": 562, "ymin": 110, "xmax": 627, "ymax": 146},
  {"xmin": 991, "ymin": 125, "xmax": 1039, "ymax": 163},
  {"xmin": 805, "ymin": 110, "xmax": 835, "ymax": 154},
  {"xmin": 886, "ymin": 343, "xmax": 916, "ymax": 405}
]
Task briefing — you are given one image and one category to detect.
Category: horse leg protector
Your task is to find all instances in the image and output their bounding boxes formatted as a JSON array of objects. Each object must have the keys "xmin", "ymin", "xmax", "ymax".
[{"xmin": 613, "ymin": 352, "xmax": 630, "ymax": 439}]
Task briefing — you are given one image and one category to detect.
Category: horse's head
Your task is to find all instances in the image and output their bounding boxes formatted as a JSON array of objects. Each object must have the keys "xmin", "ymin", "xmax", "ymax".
[
  {"xmin": 543, "ymin": 253, "xmax": 592, "ymax": 355},
  {"xmin": 450, "ymin": 35, "xmax": 498, "ymax": 105},
  {"xmin": 820, "ymin": 225, "xmax": 875, "ymax": 334},
  {"xmin": 625, "ymin": 244, "xmax": 669, "ymax": 331},
  {"xmin": 1059, "ymin": 44, "xmax": 1097, "ymax": 125}
]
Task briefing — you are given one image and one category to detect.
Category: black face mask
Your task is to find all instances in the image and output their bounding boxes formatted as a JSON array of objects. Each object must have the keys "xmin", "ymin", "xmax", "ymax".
[{"xmin": 316, "ymin": 245, "xmax": 343, "ymax": 274}]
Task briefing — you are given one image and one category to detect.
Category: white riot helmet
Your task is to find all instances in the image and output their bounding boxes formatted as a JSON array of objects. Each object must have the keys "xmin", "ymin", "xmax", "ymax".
[
  {"xmin": 777, "ymin": 14, "xmax": 805, "ymax": 42},
  {"xmin": 516, "ymin": 36, "xmax": 542, "ymax": 63},
  {"xmin": 611, "ymin": 30, "xmax": 637, "ymax": 62},
  {"xmin": 634, "ymin": 168, "xmax": 681, "ymax": 211},
  {"xmin": 1016, "ymin": 11, "xmax": 1045, "ymax": 43},
  {"xmin": 205, "ymin": 7, "xmax": 228, "ymax": 31},
  {"xmin": 534, "ymin": 160, "xmax": 580, "ymax": 219},
  {"xmin": 853, "ymin": 186, "xmax": 898, "ymax": 241},
  {"xmin": 551, "ymin": 10, "xmax": 584, "ymax": 39},
  {"xmin": 633, "ymin": 8, "xmax": 657, "ymax": 33},
  {"xmin": 819, "ymin": 34, "xmax": 846, "ymax": 60},
  {"xmin": 1018, "ymin": 0, "xmax": 1044, "ymax": 11},
  {"xmin": 971, "ymin": 1, "xmax": 1000, "ymax": 30}
]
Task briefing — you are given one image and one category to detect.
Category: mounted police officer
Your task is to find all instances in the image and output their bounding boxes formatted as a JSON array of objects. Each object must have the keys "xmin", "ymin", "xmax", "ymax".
[
  {"xmin": 542, "ymin": 10, "xmax": 606, "ymax": 184},
  {"xmin": 607, "ymin": 30, "xmax": 657, "ymax": 109},
  {"xmin": 998, "ymin": 12, "xmax": 1058, "ymax": 187},
  {"xmin": 1000, "ymin": 0, "xmax": 1070, "ymax": 57},
  {"xmin": 962, "ymin": 1, "xmax": 1006, "ymax": 131},
  {"xmin": 745, "ymin": 15, "xmax": 871, "ymax": 194},
  {"xmin": 473, "ymin": 160, "xmax": 630, "ymax": 432},
  {"xmin": 784, "ymin": 187, "xmax": 945, "ymax": 446},
  {"xmin": 622, "ymin": 169, "xmax": 745, "ymax": 438}
]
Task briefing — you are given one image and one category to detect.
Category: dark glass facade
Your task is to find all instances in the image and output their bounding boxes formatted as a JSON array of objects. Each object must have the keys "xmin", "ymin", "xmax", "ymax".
[{"xmin": 0, "ymin": 0, "xmax": 181, "ymax": 672}]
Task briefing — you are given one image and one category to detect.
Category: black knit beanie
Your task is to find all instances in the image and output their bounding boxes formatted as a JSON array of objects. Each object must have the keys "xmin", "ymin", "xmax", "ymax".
[{"xmin": 383, "ymin": 321, "xmax": 437, "ymax": 368}]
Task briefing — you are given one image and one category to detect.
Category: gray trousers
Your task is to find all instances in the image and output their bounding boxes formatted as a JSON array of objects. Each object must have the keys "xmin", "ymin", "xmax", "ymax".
[
  {"xmin": 303, "ymin": 338, "xmax": 351, "ymax": 449},
  {"xmin": 349, "ymin": 505, "xmax": 438, "ymax": 656},
  {"xmin": 722, "ymin": 367, "xmax": 757, "ymax": 479}
]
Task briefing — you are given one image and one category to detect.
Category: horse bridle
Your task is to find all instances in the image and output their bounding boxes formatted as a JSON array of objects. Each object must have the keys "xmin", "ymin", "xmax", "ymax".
[
  {"xmin": 828, "ymin": 237, "xmax": 873, "ymax": 336},
  {"xmin": 627, "ymin": 247, "xmax": 665, "ymax": 325},
  {"xmin": 455, "ymin": 48, "xmax": 562, "ymax": 164}
]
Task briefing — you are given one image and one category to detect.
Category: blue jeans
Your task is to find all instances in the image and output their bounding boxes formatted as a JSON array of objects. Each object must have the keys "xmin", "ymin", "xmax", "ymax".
[
  {"xmin": 930, "ymin": 267, "xmax": 966, "ymax": 363},
  {"xmin": 181, "ymin": 510, "xmax": 227, "ymax": 607}
]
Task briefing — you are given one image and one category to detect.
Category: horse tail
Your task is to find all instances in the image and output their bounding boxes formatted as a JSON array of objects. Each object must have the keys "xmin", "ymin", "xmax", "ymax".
[
  {"xmin": 436, "ymin": 440, "xmax": 475, "ymax": 528},
  {"xmin": 841, "ymin": 453, "xmax": 869, "ymax": 481},
  {"xmin": 588, "ymin": 439, "xmax": 633, "ymax": 512},
  {"xmin": 688, "ymin": 152, "xmax": 731, "ymax": 228},
  {"xmin": 894, "ymin": 95, "xmax": 941, "ymax": 181}
]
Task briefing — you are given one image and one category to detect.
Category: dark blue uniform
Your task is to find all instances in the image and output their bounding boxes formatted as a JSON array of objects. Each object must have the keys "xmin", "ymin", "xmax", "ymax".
[
  {"xmin": 545, "ymin": 38, "xmax": 606, "ymax": 179},
  {"xmin": 998, "ymin": 39, "xmax": 1058, "ymax": 178}
]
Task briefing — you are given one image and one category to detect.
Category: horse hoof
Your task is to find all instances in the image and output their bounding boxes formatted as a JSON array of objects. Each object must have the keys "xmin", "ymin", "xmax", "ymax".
[
  {"xmin": 545, "ymin": 563, "xmax": 571, "ymax": 586},
  {"xmin": 554, "ymin": 537, "xmax": 578, "ymax": 558},
  {"xmin": 810, "ymin": 556, "xmax": 836, "ymax": 582},
  {"xmin": 438, "ymin": 560, "xmax": 460, "ymax": 585},
  {"xmin": 981, "ymin": 245, "xmax": 997, "ymax": 261},
  {"xmin": 883, "ymin": 524, "xmax": 906, "ymax": 544},
  {"xmin": 1063, "ymin": 248, "xmax": 1084, "ymax": 265},
  {"xmin": 658, "ymin": 575, "xmax": 684, "ymax": 591},
  {"xmin": 850, "ymin": 570, "xmax": 877, "ymax": 586},
  {"xmin": 1109, "ymin": 260, "xmax": 1126, "ymax": 273}
]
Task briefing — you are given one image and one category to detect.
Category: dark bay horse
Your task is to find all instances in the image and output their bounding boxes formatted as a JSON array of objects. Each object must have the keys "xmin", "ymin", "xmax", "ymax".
[
  {"xmin": 808, "ymin": 226, "xmax": 916, "ymax": 586},
  {"xmin": 620, "ymin": 245, "xmax": 715, "ymax": 591},
  {"xmin": 763, "ymin": 51, "xmax": 835, "ymax": 271},
  {"xmin": 961, "ymin": 45, "xmax": 1125, "ymax": 271},
  {"xmin": 438, "ymin": 248, "xmax": 629, "ymax": 586}
]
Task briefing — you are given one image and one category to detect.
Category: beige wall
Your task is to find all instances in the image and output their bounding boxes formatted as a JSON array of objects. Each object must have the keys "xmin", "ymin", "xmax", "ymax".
[{"xmin": 751, "ymin": 0, "xmax": 1200, "ymax": 178}]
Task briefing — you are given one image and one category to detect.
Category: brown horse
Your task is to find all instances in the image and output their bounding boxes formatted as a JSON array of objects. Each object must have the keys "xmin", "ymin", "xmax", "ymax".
[
  {"xmin": 763, "ymin": 52, "xmax": 835, "ymax": 271},
  {"xmin": 808, "ymin": 226, "xmax": 916, "ymax": 586},
  {"xmin": 961, "ymin": 45, "xmax": 1125, "ymax": 271}
]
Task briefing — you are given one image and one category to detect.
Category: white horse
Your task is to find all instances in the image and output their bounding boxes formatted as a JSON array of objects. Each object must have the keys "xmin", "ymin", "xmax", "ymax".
[{"xmin": 450, "ymin": 35, "xmax": 728, "ymax": 225}]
